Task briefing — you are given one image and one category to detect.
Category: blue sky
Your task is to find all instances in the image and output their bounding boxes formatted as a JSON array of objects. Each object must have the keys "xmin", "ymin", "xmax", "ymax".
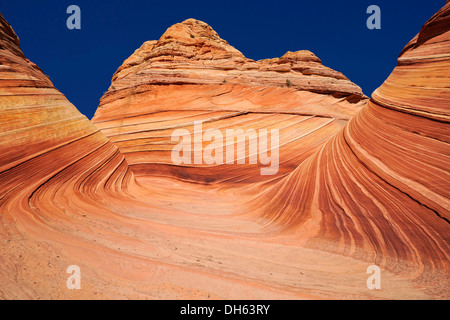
[{"xmin": 1, "ymin": 0, "xmax": 445, "ymax": 119}]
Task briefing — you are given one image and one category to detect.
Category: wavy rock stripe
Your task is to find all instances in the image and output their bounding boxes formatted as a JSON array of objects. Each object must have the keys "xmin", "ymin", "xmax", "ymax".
[
  {"xmin": 257, "ymin": 3, "xmax": 450, "ymax": 295},
  {"xmin": 0, "ymin": 12, "xmax": 392, "ymax": 300},
  {"xmin": 0, "ymin": 4, "xmax": 449, "ymax": 300},
  {"xmin": 93, "ymin": 19, "xmax": 367, "ymax": 184}
]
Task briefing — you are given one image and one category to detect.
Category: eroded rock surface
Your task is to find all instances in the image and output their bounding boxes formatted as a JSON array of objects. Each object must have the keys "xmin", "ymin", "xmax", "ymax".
[{"xmin": 0, "ymin": 6, "xmax": 448, "ymax": 300}]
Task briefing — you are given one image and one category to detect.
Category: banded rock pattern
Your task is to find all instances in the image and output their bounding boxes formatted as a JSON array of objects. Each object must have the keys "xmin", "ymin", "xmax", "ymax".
[
  {"xmin": 0, "ymin": 12, "xmax": 139, "ymax": 213},
  {"xmin": 0, "ymin": 12, "xmax": 389, "ymax": 300},
  {"xmin": 257, "ymin": 3, "xmax": 450, "ymax": 296},
  {"xmin": 0, "ymin": 12, "xmax": 144, "ymax": 298},
  {"xmin": 93, "ymin": 18, "xmax": 367, "ymax": 183},
  {"xmin": 0, "ymin": 4, "xmax": 449, "ymax": 300}
]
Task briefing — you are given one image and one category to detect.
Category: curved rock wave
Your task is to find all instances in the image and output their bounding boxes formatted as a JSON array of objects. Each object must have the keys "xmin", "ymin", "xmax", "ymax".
[
  {"xmin": 93, "ymin": 18, "xmax": 367, "ymax": 184},
  {"xmin": 0, "ymin": 5, "xmax": 449, "ymax": 299},
  {"xmin": 256, "ymin": 3, "xmax": 450, "ymax": 293}
]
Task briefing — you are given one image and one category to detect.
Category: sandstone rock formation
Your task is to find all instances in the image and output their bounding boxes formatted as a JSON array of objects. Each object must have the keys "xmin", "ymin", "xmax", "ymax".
[
  {"xmin": 257, "ymin": 3, "xmax": 450, "ymax": 295},
  {"xmin": 0, "ymin": 3, "xmax": 449, "ymax": 300},
  {"xmin": 93, "ymin": 18, "xmax": 367, "ymax": 183},
  {"xmin": 107, "ymin": 19, "xmax": 364, "ymax": 96},
  {"xmin": 0, "ymin": 11, "xmax": 139, "ymax": 210},
  {"xmin": 0, "ymin": 12, "xmax": 141, "ymax": 298}
]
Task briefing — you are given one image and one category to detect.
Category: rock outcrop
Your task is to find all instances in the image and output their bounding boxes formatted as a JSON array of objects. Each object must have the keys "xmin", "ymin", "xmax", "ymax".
[
  {"xmin": 257, "ymin": 3, "xmax": 450, "ymax": 295},
  {"xmin": 93, "ymin": 18, "xmax": 367, "ymax": 183},
  {"xmin": 0, "ymin": 4, "xmax": 449, "ymax": 300},
  {"xmin": 0, "ymin": 12, "xmax": 141, "ymax": 298},
  {"xmin": 108, "ymin": 19, "xmax": 364, "ymax": 96}
]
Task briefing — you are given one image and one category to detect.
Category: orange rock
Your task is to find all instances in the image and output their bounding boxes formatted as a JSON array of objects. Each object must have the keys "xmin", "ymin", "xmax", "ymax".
[
  {"xmin": 257, "ymin": 3, "xmax": 450, "ymax": 292},
  {"xmin": 106, "ymin": 19, "xmax": 365, "ymax": 96},
  {"xmin": 93, "ymin": 18, "xmax": 367, "ymax": 182},
  {"xmin": 0, "ymin": 4, "xmax": 449, "ymax": 300}
]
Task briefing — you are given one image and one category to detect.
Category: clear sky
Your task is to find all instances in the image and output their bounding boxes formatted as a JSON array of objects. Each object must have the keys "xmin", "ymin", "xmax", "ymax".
[{"xmin": 1, "ymin": 0, "xmax": 445, "ymax": 119}]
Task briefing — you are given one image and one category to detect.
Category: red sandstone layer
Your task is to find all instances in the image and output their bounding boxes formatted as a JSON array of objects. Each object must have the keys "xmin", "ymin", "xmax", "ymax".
[
  {"xmin": 92, "ymin": 18, "xmax": 367, "ymax": 183},
  {"xmin": 0, "ymin": 5, "xmax": 448, "ymax": 299}
]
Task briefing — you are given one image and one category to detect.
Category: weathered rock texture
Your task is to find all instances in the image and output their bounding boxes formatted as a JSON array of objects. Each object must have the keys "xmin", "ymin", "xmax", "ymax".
[
  {"xmin": 0, "ymin": 12, "xmax": 139, "ymax": 209},
  {"xmin": 108, "ymin": 19, "xmax": 364, "ymax": 96},
  {"xmin": 0, "ymin": 4, "xmax": 449, "ymax": 300},
  {"xmin": 93, "ymin": 18, "xmax": 367, "ymax": 183},
  {"xmin": 0, "ymin": 12, "xmax": 143, "ymax": 298},
  {"xmin": 257, "ymin": 3, "xmax": 450, "ymax": 295}
]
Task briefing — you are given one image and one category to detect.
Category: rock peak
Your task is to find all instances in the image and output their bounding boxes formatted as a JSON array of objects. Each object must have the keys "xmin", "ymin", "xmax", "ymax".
[
  {"xmin": 109, "ymin": 18, "xmax": 366, "ymax": 100},
  {"xmin": 161, "ymin": 18, "xmax": 223, "ymax": 42},
  {"xmin": 0, "ymin": 13, "xmax": 23, "ymax": 58},
  {"xmin": 152, "ymin": 18, "xmax": 245, "ymax": 60}
]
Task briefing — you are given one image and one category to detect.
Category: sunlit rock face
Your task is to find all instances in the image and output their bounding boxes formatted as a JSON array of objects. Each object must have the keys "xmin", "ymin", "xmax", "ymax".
[
  {"xmin": 92, "ymin": 18, "xmax": 367, "ymax": 184},
  {"xmin": 0, "ymin": 11, "xmax": 141, "ymax": 210},
  {"xmin": 0, "ymin": 12, "xmax": 139, "ymax": 213},
  {"xmin": 0, "ymin": 3, "xmax": 449, "ymax": 300},
  {"xmin": 257, "ymin": 3, "xmax": 450, "ymax": 294},
  {"xmin": 0, "ymin": 12, "xmax": 141, "ymax": 298}
]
